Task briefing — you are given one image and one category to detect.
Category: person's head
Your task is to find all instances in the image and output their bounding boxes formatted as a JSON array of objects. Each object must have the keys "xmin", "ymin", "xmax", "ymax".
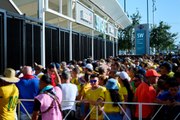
[
  {"xmin": 86, "ymin": 57, "xmax": 93, "ymax": 64},
  {"xmin": 105, "ymin": 78, "xmax": 119, "ymax": 90},
  {"xmin": 134, "ymin": 59, "xmax": 140, "ymax": 66},
  {"xmin": 40, "ymin": 74, "xmax": 51, "ymax": 89},
  {"xmin": 98, "ymin": 75, "xmax": 108, "ymax": 86},
  {"xmin": 98, "ymin": 67, "xmax": 105, "ymax": 75},
  {"xmin": 167, "ymin": 79, "xmax": 179, "ymax": 97},
  {"xmin": 116, "ymin": 71, "xmax": 131, "ymax": 82},
  {"xmin": 84, "ymin": 63, "xmax": 93, "ymax": 73},
  {"xmin": 61, "ymin": 61, "xmax": 67, "ymax": 69},
  {"xmin": 108, "ymin": 70, "xmax": 117, "ymax": 79},
  {"xmin": 133, "ymin": 74, "xmax": 144, "ymax": 88},
  {"xmin": 47, "ymin": 63, "xmax": 56, "ymax": 75},
  {"xmin": 22, "ymin": 66, "xmax": 33, "ymax": 75},
  {"xmin": 140, "ymin": 62, "xmax": 148, "ymax": 69},
  {"xmin": 89, "ymin": 74, "xmax": 99, "ymax": 89},
  {"xmin": 137, "ymin": 68, "xmax": 146, "ymax": 76},
  {"xmin": 34, "ymin": 63, "xmax": 44, "ymax": 75},
  {"xmin": 105, "ymin": 78, "xmax": 121, "ymax": 106},
  {"xmin": 111, "ymin": 61, "xmax": 120, "ymax": 71},
  {"xmin": 71, "ymin": 67, "xmax": 80, "ymax": 78},
  {"xmin": 61, "ymin": 69, "xmax": 71, "ymax": 83},
  {"xmin": 159, "ymin": 62, "xmax": 172, "ymax": 75},
  {"xmin": 158, "ymin": 75, "xmax": 170, "ymax": 91},
  {"xmin": 145, "ymin": 69, "xmax": 161, "ymax": 84},
  {"xmin": 157, "ymin": 78, "xmax": 167, "ymax": 91},
  {"xmin": 69, "ymin": 59, "xmax": 77, "ymax": 66},
  {"xmin": 0, "ymin": 68, "xmax": 19, "ymax": 86}
]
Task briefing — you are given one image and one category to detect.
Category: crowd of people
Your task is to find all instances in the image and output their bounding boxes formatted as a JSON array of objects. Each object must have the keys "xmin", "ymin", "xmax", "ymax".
[{"xmin": 0, "ymin": 54, "xmax": 180, "ymax": 120}]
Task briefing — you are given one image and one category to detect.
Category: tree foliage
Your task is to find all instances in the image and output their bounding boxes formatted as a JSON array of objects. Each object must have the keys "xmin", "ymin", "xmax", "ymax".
[
  {"xmin": 118, "ymin": 11, "xmax": 178, "ymax": 54},
  {"xmin": 150, "ymin": 21, "xmax": 178, "ymax": 52},
  {"xmin": 118, "ymin": 11, "xmax": 141, "ymax": 51}
]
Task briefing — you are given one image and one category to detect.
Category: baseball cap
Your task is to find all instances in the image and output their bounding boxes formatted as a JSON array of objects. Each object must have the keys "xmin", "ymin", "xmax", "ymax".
[
  {"xmin": 145, "ymin": 69, "xmax": 161, "ymax": 77},
  {"xmin": 116, "ymin": 71, "xmax": 131, "ymax": 81},
  {"xmin": 84, "ymin": 63, "xmax": 93, "ymax": 71}
]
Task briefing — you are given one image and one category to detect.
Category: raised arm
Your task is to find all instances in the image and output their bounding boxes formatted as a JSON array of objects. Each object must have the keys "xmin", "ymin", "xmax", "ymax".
[{"xmin": 53, "ymin": 66, "xmax": 61, "ymax": 85}]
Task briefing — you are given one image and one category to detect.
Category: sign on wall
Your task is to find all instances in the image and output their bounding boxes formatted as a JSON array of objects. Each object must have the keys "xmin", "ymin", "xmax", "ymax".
[
  {"xmin": 76, "ymin": 1, "xmax": 93, "ymax": 28},
  {"xmin": 94, "ymin": 14, "xmax": 107, "ymax": 33},
  {"xmin": 108, "ymin": 23, "xmax": 115, "ymax": 37}
]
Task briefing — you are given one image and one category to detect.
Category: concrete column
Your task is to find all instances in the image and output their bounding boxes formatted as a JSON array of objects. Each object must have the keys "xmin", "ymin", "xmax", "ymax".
[
  {"xmin": 91, "ymin": 30, "xmax": 94, "ymax": 60},
  {"xmin": 68, "ymin": 0, "xmax": 72, "ymax": 60},
  {"xmin": 103, "ymin": 34, "xmax": 107, "ymax": 59},
  {"xmin": 38, "ymin": 0, "xmax": 46, "ymax": 67},
  {"xmin": 112, "ymin": 37, "xmax": 115, "ymax": 57},
  {"xmin": 116, "ymin": 38, "xmax": 118, "ymax": 56}
]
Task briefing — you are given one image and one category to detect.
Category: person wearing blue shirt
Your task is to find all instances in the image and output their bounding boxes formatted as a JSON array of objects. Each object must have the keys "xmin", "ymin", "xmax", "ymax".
[
  {"xmin": 156, "ymin": 78, "xmax": 180, "ymax": 120},
  {"xmin": 16, "ymin": 66, "xmax": 40, "ymax": 120}
]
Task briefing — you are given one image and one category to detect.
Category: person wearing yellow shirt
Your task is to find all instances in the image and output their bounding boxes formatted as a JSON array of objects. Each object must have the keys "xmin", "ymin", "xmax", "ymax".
[
  {"xmin": 116, "ymin": 71, "xmax": 134, "ymax": 120},
  {"xmin": 98, "ymin": 78, "xmax": 124, "ymax": 120},
  {"xmin": 71, "ymin": 67, "xmax": 80, "ymax": 85},
  {"xmin": 83, "ymin": 74, "xmax": 105, "ymax": 120},
  {"xmin": 76, "ymin": 63, "xmax": 94, "ymax": 118},
  {"xmin": 0, "ymin": 68, "xmax": 19, "ymax": 120}
]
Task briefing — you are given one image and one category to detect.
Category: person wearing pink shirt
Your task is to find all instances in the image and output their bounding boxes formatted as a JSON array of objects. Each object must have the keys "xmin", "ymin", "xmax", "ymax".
[{"xmin": 32, "ymin": 67, "xmax": 62, "ymax": 120}]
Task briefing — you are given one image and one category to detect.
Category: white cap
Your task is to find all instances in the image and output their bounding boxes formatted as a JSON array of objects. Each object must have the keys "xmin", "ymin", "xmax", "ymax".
[
  {"xmin": 116, "ymin": 71, "xmax": 131, "ymax": 81},
  {"xmin": 85, "ymin": 63, "xmax": 93, "ymax": 71}
]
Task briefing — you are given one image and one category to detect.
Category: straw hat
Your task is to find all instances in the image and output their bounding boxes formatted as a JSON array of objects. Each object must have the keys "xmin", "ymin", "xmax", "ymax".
[{"xmin": 0, "ymin": 68, "xmax": 19, "ymax": 83}]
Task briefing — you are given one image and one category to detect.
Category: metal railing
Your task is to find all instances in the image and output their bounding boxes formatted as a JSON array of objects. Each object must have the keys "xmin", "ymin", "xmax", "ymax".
[{"xmin": 17, "ymin": 99, "xmax": 180, "ymax": 120}]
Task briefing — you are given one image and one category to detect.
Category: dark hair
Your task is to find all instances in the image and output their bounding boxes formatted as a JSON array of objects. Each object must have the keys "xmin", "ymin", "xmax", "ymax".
[
  {"xmin": 72, "ymin": 67, "xmax": 80, "ymax": 74},
  {"xmin": 122, "ymin": 79, "xmax": 134, "ymax": 102},
  {"xmin": 90, "ymin": 74, "xmax": 99, "ymax": 79},
  {"xmin": 160, "ymin": 62, "xmax": 172, "ymax": 72},
  {"xmin": 137, "ymin": 69, "xmax": 146, "ymax": 76},
  {"xmin": 98, "ymin": 67, "xmax": 105, "ymax": 75},
  {"xmin": 70, "ymin": 59, "xmax": 77, "ymax": 65},
  {"xmin": 134, "ymin": 74, "xmax": 144, "ymax": 81},
  {"xmin": 109, "ymin": 89, "xmax": 122, "ymax": 107},
  {"xmin": 157, "ymin": 78, "xmax": 166, "ymax": 90},
  {"xmin": 86, "ymin": 58, "xmax": 93, "ymax": 64},
  {"xmin": 98, "ymin": 75, "xmax": 108, "ymax": 85},
  {"xmin": 84, "ymin": 73, "xmax": 91, "ymax": 82},
  {"xmin": 41, "ymin": 74, "xmax": 51, "ymax": 84},
  {"xmin": 48, "ymin": 62, "xmax": 56, "ymax": 69},
  {"xmin": 167, "ymin": 78, "xmax": 179, "ymax": 88},
  {"xmin": 47, "ymin": 62, "xmax": 60, "ymax": 69}
]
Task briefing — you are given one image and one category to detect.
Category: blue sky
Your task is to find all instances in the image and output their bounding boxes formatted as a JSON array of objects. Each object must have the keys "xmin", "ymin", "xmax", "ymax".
[{"xmin": 118, "ymin": 0, "xmax": 180, "ymax": 44}]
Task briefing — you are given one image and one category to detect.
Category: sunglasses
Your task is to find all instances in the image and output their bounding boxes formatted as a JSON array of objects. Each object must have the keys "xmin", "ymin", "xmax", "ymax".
[{"xmin": 90, "ymin": 79, "xmax": 97, "ymax": 83}]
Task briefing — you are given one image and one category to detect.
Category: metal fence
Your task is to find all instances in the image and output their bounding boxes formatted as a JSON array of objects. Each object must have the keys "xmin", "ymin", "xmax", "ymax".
[
  {"xmin": 17, "ymin": 99, "xmax": 180, "ymax": 120},
  {"xmin": 0, "ymin": 9, "xmax": 116, "ymax": 74}
]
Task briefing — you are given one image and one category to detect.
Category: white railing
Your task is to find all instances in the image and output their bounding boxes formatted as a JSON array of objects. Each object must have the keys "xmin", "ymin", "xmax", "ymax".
[
  {"xmin": 17, "ymin": 99, "xmax": 34, "ymax": 119},
  {"xmin": 17, "ymin": 99, "xmax": 180, "ymax": 120}
]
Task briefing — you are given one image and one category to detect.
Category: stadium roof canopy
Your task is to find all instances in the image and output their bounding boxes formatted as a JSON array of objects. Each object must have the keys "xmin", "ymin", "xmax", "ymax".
[
  {"xmin": 90, "ymin": 0, "xmax": 131, "ymax": 29},
  {"xmin": 2, "ymin": 0, "xmax": 131, "ymax": 35}
]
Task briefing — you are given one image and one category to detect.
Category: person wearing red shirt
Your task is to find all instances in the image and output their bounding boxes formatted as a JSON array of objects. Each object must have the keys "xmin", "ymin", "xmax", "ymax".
[{"xmin": 134, "ymin": 69, "xmax": 160, "ymax": 120}]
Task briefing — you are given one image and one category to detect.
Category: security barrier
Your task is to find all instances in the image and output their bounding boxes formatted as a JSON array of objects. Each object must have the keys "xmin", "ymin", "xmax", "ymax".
[
  {"xmin": 17, "ymin": 99, "xmax": 180, "ymax": 120},
  {"xmin": 17, "ymin": 99, "xmax": 34, "ymax": 119},
  {"xmin": 0, "ymin": 10, "xmax": 115, "ymax": 74}
]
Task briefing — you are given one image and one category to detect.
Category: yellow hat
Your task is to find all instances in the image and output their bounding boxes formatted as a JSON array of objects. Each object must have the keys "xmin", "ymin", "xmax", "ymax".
[{"xmin": 0, "ymin": 68, "xmax": 19, "ymax": 83}]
